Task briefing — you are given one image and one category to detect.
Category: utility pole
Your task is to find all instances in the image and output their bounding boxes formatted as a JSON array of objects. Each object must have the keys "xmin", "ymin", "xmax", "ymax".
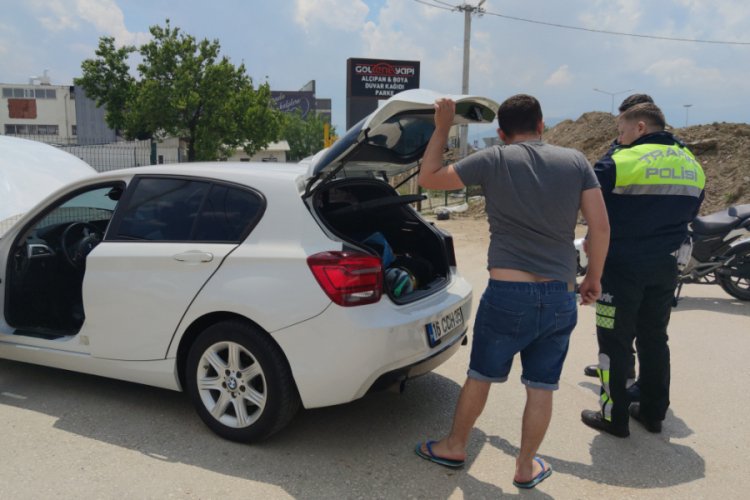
[
  {"xmin": 683, "ymin": 104, "xmax": 693, "ymax": 127},
  {"xmin": 456, "ymin": 1, "xmax": 486, "ymax": 159}
]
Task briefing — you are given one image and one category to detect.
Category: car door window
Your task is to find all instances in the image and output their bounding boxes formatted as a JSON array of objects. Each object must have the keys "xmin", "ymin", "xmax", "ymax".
[
  {"xmin": 113, "ymin": 177, "xmax": 264, "ymax": 242},
  {"xmin": 115, "ymin": 178, "xmax": 209, "ymax": 241},
  {"xmin": 35, "ymin": 185, "xmax": 121, "ymax": 230}
]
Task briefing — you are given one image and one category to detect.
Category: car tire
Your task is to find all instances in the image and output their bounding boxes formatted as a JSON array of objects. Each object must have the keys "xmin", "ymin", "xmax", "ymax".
[{"xmin": 185, "ymin": 320, "xmax": 300, "ymax": 442}]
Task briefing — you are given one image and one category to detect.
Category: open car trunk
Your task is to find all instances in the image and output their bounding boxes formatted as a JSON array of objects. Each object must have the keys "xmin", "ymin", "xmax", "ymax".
[
  {"xmin": 303, "ymin": 90, "xmax": 498, "ymax": 304},
  {"xmin": 311, "ymin": 178, "xmax": 455, "ymax": 303}
]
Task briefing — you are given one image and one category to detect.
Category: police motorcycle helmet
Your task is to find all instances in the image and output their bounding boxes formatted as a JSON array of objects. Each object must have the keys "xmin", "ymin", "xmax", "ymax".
[{"xmin": 385, "ymin": 266, "xmax": 418, "ymax": 298}]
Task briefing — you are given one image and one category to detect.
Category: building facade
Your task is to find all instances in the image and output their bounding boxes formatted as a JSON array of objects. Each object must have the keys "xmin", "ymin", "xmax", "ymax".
[
  {"xmin": 1, "ymin": 78, "xmax": 77, "ymax": 144},
  {"xmin": 2, "ymin": 74, "xmax": 322, "ymax": 166}
]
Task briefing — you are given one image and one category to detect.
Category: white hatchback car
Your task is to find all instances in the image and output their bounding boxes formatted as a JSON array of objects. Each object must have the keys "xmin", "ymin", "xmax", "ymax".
[{"xmin": 0, "ymin": 89, "xmax": 498, "ymax": 441}]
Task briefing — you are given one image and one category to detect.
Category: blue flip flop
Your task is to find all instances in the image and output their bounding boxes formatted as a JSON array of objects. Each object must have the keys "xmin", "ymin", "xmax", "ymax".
[
  {"xmin": 513, "ymin": 457, "xmax": 552, "ymax": 489},
  {"xmin": 414, "ymin": 440, "xmax": 465, "ymax": 469}
]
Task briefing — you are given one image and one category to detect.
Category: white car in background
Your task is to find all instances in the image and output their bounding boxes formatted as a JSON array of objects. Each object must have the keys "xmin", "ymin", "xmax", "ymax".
[{"xmin": 0, "ymin": 90, "xmax": 499, "ymax": 442}]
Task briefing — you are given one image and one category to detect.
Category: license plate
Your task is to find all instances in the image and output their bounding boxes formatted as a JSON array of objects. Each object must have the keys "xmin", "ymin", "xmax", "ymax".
[{"xmin": 425, "ymin": 307, "xmax": 464, "ymax": 347}]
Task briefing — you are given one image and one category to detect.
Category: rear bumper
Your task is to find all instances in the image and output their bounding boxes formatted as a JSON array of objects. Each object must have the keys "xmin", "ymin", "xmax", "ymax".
[
  {"xmin": 272, "ymin": 275, "xmax": 472, "ymax": 409},
  {"xmin": 366, "ymin": 328, "xmax": 467, "ymax": 393}
]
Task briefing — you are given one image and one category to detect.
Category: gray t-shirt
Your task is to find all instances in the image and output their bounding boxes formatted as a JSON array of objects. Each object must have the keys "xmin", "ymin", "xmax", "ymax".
[{"xmin": 455, "ymin": 140, "xmax": 600, "ymax": 283}]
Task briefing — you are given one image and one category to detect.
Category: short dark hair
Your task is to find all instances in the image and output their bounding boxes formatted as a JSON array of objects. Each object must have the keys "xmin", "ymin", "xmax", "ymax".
[
  {"xmin": 496, "ymin": 94, "xmax": 542, "ymax": 137},
  {"xmin": 618, "ymin": 93, "xmax": 654, "ymax": 113},
  {"xmin": 618, "ymin": 102, "xmax": 666, "ymax": 131}
]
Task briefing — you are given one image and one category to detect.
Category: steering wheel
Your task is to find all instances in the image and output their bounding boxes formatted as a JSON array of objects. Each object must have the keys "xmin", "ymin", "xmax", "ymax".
[{"xmin": 61, "ymin": 222, "xmax": 103, "ymax": 270}]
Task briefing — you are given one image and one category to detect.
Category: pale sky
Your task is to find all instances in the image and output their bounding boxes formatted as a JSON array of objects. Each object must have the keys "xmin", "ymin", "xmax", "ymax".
[{"xmin": 1, "ymin": 0, "xmax": 748, "ymax": 135}]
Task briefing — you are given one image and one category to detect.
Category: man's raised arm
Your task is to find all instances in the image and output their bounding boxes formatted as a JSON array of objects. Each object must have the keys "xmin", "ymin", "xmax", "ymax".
[{"xmin": 418, "ymin": 98, "xmax": 465, "ymax": 191}]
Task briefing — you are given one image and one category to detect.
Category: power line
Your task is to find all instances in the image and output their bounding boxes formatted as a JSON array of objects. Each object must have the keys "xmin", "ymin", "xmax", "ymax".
[
  {"xmin": 482, "ymin": 10, "xmax": 750, "ymax": 45},
  {"xmin": 413, "ymin": 0, "xmax": 454, "ymax": 12},
  {"xmin": 413, "ymin": 0, "xmax": 750, "ymax": 45},
  {"xmin": 431, "ymin": 0, "xmax": 458, "ymax": 8}
]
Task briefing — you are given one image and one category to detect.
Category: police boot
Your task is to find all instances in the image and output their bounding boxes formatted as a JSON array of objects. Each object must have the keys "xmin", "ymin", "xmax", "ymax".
[{"xmin": 581, "ymin": 409, "xmax": 629, "ymax": 438}]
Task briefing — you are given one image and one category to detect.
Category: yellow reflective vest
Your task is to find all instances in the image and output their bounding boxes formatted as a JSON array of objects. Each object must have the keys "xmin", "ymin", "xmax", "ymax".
[{"xmin": 594, "ymin": 131, "xmax": 705, "ymax": 261}]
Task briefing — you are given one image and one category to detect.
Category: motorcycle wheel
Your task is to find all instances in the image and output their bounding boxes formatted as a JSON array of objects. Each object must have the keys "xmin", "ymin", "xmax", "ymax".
[{"xmin": 716, "ymin": 243, "xmax": 750, "ymax": 301}]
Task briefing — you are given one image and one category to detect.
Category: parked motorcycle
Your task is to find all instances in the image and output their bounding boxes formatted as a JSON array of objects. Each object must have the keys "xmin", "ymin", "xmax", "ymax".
[{"xmin": 575, "ymin": 204, "xmax": 750, "ymax": 302}]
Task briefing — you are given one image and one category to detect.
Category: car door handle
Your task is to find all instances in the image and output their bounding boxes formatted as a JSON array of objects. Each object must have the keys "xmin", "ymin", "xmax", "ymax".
[{"xmin": 173, "ymin": 251, "xmax": 214, "ymax": 263}]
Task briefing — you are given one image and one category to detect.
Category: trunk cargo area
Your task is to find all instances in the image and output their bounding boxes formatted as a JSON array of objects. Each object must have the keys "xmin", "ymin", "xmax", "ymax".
[{"xmin": 311, "ymin": 178, "xmax": 453, "ymax": 302}]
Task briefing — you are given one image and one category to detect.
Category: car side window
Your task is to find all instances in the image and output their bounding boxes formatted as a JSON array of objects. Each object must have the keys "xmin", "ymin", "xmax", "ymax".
[
  {"xmin": 113, "ymin": 177, "xmax": 263, "ymax": 242},
  {"xmin": 193, "ymin": 183, "xmax": 264, "ymax": 241}
]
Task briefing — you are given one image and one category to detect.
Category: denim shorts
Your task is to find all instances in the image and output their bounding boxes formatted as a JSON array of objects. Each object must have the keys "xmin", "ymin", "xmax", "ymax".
[{"xmin": 468, "ymin": 279, "xmax": 578, "ymax": 390}]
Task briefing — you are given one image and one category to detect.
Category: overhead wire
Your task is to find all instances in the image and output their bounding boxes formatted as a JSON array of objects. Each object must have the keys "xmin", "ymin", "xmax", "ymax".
[
  {"xmin": 430, "ymin": 0, "xmax": 459, "ymax": 8},
  {"xmin": 413, "ymin": 0, "xmax": 454, "ymax": 12},
  {"xmin": 412, "ymin": 0, "xmax": 750, "ymax": 46}
]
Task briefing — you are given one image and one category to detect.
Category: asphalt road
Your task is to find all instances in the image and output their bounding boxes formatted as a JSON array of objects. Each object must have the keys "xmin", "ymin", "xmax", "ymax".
[{"xmin": 1, "ymin": 217, "xmax": 748, "ymax": 499}]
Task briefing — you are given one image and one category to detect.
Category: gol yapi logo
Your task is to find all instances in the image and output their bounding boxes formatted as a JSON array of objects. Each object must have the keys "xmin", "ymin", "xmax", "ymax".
[{"xmin": 354, "ymin": 63, "xmax": 416, "ymax": 76}]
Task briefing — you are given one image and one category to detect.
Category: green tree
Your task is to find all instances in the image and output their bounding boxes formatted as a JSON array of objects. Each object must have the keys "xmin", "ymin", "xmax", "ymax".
[
  {"xmin": 281, "ymin": 111, "xmax": 334, "ymax": 162},
  {"xmin": 77, "ymin": 37, "xmax": 135, "ymax": 134},
  {"xmin": 75, "ymin": 20, "xmax": 282, "ymax": 161}
]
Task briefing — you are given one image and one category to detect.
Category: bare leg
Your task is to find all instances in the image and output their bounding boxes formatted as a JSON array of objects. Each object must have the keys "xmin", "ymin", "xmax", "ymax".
[
  {"xmin": 514, "ymin": 387, "xmax": 552, "ymax": 482},
  {"xmin": 421, "ymin": 377, "xmax": 491, "ymax": 460}
]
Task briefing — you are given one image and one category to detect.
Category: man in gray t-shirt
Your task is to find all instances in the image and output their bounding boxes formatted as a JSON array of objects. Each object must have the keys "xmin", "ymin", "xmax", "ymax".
[
  {"xmin": 413, "ymin": 94, "xmax": 609, "ymax": 489},
  {"xmin": 455, "ymin": 141, "xmax": 598, "ymax": 284}
]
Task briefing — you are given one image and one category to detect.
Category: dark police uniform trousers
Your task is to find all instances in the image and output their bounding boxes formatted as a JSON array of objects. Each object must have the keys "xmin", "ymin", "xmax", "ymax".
[{"xmin": 595, "ymin": 254, "xmax": 678, "ymax": 426}]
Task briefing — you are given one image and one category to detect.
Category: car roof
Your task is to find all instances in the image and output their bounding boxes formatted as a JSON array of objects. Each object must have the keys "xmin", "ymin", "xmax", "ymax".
[
  {"xmin": 97, "ymin": 162, "xmax": 310, "ymax": 196},
  {"xmin": 100, "ymin": 162, "xmax": 308, "ymax": 182}
]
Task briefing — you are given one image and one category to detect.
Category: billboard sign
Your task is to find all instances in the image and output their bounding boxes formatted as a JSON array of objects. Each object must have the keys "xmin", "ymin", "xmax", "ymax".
[
  {"xmin": 271, "ymin": 91, "xmax": 316, "ymax": 118},
  {"xmin": 347, "ymin": 58, "xmax": 420, "ymax": 98}
]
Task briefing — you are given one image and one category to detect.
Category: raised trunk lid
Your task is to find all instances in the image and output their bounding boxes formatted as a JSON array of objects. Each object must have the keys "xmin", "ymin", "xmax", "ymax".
[{"xmin": 304, "ymin": 89, "xmax": 498, "ymax": 196}]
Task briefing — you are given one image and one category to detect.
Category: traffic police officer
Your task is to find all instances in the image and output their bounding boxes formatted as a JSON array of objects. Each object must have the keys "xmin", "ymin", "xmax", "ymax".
[
  {"xmin": 583, "ymin": 93, "xmax": 655, "ymax": 389},
  {"xmin": 581, "ymin": 102, "xmax": 705, "ymax": 437}
]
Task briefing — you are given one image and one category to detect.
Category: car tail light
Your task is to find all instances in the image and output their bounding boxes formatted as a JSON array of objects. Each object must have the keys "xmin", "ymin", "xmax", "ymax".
[{"xmin": 307, "ymin": 252, "xmax": 383, "ymax": 306}]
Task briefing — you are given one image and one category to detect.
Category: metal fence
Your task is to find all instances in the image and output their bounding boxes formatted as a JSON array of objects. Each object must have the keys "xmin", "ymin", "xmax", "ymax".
[
  {"xmin": 420, "ymin": 189, "xmax": 470, "ymax": 212},
  {"xmin": 391, "ymin": 170, "xmax": 478, "ymax": 216},
  {"xmin": 6, "ymin": 134, "xmax": 176, "ymax": 172},
  {"xmin": 58, "ymin": 141, "xmax": 153, "ymax": 172}
]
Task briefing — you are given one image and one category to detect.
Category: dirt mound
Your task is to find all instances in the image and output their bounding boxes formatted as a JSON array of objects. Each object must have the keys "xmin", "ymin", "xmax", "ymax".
[
  {"xmin": 672, "ymin": 123, "xmax": 750, "ymax": 213},
  {"xmin": 544, "ymin": 112, "xmax": 618, "ymax": 166},
  {"xmin": 546, "ymin": 113, "xmax": 750, "ymax": 215}
]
